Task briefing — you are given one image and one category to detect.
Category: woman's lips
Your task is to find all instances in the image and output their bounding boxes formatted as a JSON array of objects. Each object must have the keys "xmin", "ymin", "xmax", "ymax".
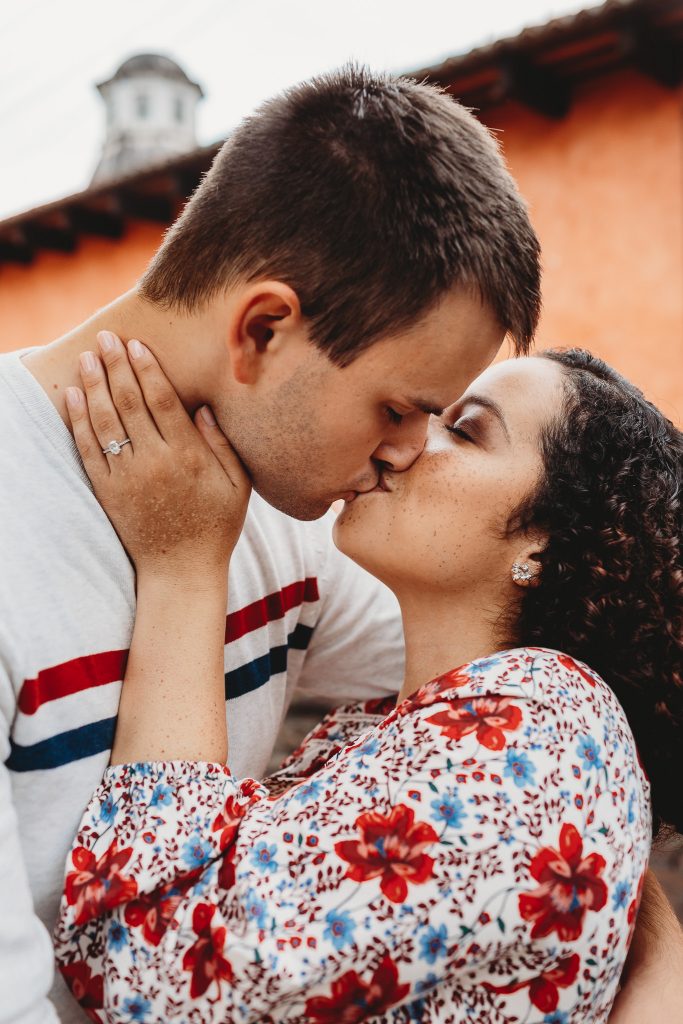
[{"xmin": 343, "ymin": 474, "xmax": 393, "ymax": 502}]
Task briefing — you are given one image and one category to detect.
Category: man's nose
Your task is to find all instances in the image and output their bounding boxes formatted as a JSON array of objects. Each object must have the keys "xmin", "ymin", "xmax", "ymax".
[{"xmin": 372, "ymin": 416, "xmax": 429, "ymax": 472}]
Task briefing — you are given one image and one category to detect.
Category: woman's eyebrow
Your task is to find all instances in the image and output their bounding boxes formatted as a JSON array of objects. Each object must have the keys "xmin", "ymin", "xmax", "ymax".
[{"xmin": 460, "ymin": 394, "xmax": 511, "ymax": 442}]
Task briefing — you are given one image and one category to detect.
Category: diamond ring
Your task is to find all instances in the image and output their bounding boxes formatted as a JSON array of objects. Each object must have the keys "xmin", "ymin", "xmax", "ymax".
[{"xmin": 102, "ymin": 438, "xmax": 131, "ymax": 456}]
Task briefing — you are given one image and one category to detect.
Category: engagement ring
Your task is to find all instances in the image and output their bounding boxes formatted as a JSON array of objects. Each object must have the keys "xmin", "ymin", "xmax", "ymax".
[{"xmin": 102, "ymin": 438, "xmax": 131, "ymax": 456}]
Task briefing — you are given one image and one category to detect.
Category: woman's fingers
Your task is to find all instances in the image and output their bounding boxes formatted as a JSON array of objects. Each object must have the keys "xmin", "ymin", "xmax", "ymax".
[
  {"xmin": 126, "ymin": 340, "xmax": 194, "ymax": 445},
  {"xmin": 194, "ymin": 406, "xmax": 251, "ymax": 496},
  {"xmin": 95, "ymin": 332, "xmax": 157, "ymax": 443},
  {"xmin": 78, "ymin": 351, "xmax": 131, "ymax": 460},
  {"xmin": 65, "ymin": 386, "xmax": 109, "ymax": 483}
]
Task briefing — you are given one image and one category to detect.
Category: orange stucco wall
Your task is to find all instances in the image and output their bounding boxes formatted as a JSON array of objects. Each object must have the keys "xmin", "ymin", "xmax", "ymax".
[
  {"xmin": 482, "ymin": 69, "xmax": 683, "ymax": 423},
  {"xmin": 1, "ymin": 68, "xmax": 681, "ymax": 422},
  {"xmin": 0, "ymin": 221, "xmax": 167, "ymax": 350}
]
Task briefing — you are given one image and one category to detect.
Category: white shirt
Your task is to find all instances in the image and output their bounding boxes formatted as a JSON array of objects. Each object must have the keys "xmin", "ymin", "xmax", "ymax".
[{"xmin": 0, "ymin": 349, "xmax": 404, "ymax": 1023}]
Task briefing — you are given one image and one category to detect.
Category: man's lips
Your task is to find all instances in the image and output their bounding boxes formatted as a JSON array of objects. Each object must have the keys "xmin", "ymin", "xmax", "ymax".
[{"xmin": 341, "ymin": 473, "xmax": 393, "ymax": 502}]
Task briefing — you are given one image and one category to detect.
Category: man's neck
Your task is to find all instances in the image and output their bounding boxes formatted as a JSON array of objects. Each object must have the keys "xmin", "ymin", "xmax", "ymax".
[
  {"xmin": 21, "ymin": 288, "xmax": 223, "ymax": 430},
  {"xmin": 396, "ymin": 587, "xmax": 506, "ymax": 704}
]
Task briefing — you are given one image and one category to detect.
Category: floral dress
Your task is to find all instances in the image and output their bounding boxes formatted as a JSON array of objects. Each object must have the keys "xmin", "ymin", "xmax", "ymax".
[{"xmin": 53, "ymin": 647, "xmax": 651, "ymax": 1024}]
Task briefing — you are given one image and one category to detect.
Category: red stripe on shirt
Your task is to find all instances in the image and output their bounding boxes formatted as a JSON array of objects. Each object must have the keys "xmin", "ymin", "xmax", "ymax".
[
  {"xmin": 225, "ymin": 577, "xmax": 319, "ymax": 643},
  {"xmin": 17, "ymin": 577, "xmax": 320, "ymax": 716},
  {"xmin": 18, "ymin": 649, "xmax": 129, "ymax": 716}
]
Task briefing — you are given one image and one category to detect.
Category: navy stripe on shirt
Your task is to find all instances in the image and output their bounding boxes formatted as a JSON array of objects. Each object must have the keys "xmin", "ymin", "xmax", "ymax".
[
  {"xmin": 225, "ymin": 623, "xmax": 313, "ymax": 699},
  {"xmin": 7, "ymin": 624, "xmax": 315, "ymax": 773}
]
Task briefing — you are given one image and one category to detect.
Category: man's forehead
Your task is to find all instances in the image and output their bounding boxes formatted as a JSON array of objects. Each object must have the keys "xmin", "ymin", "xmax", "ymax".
[{"xmin": 370, "ymin": 359, "xmax": 464, "ymax": 413}]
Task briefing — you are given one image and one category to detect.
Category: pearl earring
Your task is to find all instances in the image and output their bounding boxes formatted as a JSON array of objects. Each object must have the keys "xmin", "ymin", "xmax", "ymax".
[{"xmin": 511, "ymin": 561, "xmax": 534, "ymax": 585}]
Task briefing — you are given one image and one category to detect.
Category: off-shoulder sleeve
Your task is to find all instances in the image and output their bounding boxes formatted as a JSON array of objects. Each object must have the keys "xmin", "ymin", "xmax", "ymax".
[{"xmin": 53, "ymin": 649, "xmax": 651, "ymax": 1024}]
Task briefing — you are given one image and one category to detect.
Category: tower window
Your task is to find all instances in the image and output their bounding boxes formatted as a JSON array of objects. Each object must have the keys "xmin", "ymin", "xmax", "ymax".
[
  {"xmin": 174, "ymin": 97, "xmax": 184, "ymax": 122},
  {"xmin": 136, "ymin": 93, "xmax": 149, "ymax": 118}
]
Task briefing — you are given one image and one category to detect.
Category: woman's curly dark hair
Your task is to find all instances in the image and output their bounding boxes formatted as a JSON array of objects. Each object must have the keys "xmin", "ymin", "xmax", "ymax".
[{"xmin": 510, "ymin": 348, "xmax": 683, "ymax": 837}]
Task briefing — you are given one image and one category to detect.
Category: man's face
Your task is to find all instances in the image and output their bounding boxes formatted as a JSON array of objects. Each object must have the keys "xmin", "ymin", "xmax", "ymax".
[{"xmin": 219, "ymin": 289, "xmax": 505, "ymax": 520}]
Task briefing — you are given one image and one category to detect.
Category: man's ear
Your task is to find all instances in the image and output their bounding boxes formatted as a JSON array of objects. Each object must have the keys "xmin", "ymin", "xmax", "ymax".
[{"xmin": 226, "ymin": 281, "xmax": 304, "ymax": 385}]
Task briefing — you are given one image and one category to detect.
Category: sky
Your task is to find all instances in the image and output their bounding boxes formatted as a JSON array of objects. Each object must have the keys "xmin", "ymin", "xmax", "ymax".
[{"xmin": 0, "ymin": 0, "xmax": 599, "ymax": 221}]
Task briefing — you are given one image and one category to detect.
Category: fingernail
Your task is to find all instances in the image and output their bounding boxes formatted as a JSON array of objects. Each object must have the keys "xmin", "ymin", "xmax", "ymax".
[
  {"xmin": 97, "ymin": 331, "xmax": 117, "ymax": 353},
  {"xmin": 200, "ymin": 405, "xmax": 217, "ymax": 426},
  {"xmin": 80, "ymin": 351, "xmax": 98, "ymax": 374},
  {"xmin": 128, "ymin": 339, "xmax": 146, "ymax": 359},
  {"xmin": 65, "ymin": 387, "xmax": 82, "ymax": 408}
]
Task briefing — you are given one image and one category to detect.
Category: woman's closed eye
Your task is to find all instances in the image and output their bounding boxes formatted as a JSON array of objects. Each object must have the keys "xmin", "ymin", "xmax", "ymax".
[{"xmin": 444, "ymin": 422, "xmax": 474, "ymax": 442}]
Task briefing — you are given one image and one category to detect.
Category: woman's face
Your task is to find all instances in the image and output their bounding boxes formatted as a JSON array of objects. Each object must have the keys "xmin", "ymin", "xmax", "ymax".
[{"xmin": 333, "ymin": 357, "xmax": 565, "ymax": 597}]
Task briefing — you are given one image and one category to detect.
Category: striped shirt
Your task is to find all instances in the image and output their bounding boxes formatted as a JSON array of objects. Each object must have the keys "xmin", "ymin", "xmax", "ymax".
[{"xmin": 0, "ymin": 349, "xmax": 404, "ymax": 1024}]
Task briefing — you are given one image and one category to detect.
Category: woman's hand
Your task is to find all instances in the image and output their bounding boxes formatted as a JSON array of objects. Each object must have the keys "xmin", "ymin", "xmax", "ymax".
[{"xmin": 65, "ymin": 331, "xmax": 251, "ymax": 584}]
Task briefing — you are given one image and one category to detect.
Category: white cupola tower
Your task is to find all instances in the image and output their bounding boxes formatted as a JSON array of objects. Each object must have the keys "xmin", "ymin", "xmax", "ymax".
[{"xmin": 91, "ymin": 53, "xmax": 204, "ymax": 185}]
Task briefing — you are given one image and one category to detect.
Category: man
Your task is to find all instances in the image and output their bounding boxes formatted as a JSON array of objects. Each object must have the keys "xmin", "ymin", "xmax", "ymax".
[{"xmin": 0, "ymin": 66, "xmax": 679, "ymax": 1022}]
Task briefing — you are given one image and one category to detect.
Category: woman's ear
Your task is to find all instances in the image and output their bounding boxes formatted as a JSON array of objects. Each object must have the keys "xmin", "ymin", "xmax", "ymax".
[
  {"xmin": 510, "ymin": 534, "xmax": 547, "ymax": 588},
  {"xmin": 226, "ymin": 281, "xmax": 303, "ymax": 385}
]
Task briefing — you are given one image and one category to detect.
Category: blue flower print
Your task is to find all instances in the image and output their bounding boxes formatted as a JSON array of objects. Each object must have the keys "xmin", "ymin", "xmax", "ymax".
[
  {"xmin": 415, "ymin": 972, "xmax": 440, "ymax": 994},
  {"xmin": 294, "ymin": 779, "xmax": 323, "ymax": 804},
  {"xmin": 576, "ymin": 736, "xmax": 604, "ymax": 771},
  {"xmin": 430, "ymin": 793, "xmax": 465, "ymax": 829},
  {"xmin": 358, "ymin": 737, "xmax": 380, "ymax": 757},
  {"xmin": 150, "ymin": 783, "xmax": 173, "ymax": 807},
  {"xmin": 504, "ymin": 747, "xmax": 536, "ymax": 789},
  {"xmin": 627, "ymin": 790, "xmax": 636, "ymax": 824},
  {"xmin": 181, "ymin": 833, "xmax": 213, "ymax": 870},
  {"xmin": 353, "ymin": 737, "xmax": 381, "ymax": 767},
  {"xmin": 419, "ymin": 923, "xmax": 448, "ymax": 964},
  {"xmin": 99, "ymin": 796, "xmax": 118, "ymax": 824},
  {"xmin": 544, "ymin": 1013, "xmax": 569, "ymax": 1024},
  {"xmin": 324, "ymin": 909, "xmax": 357, "ymax": 950},
  {"xmin": 123, "ymin": 996, "xmax": 151, "ymax": 1021},
  {"xmin": 468, "ymin": 655, "xmax": 503, "ymax": 675},
  {"xmin": 251, "ymin": 841, "xmax": 278, "ymax": 873},
  {"xmin": 108, "ymin": 920, "xmax": 129, "ymax": 951},
  {"xmin": 612, "ymin": 880, "xmax": 630, "ymax": 911},
  {"xmin": 245, "ymin": 892, "xmax": 268, "ymax": 929}
]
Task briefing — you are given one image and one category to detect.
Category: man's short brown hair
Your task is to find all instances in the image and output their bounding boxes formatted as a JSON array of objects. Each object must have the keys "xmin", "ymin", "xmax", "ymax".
[{"xmin": 140, "ymin": 65, "xmax": 541, "ymax": 365}]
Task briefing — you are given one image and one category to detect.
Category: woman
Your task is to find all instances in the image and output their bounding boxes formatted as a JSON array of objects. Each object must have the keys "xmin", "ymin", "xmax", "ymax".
[{"xmin": 54, "ymin": 341, "xmax": 682, "ymax": 1023}]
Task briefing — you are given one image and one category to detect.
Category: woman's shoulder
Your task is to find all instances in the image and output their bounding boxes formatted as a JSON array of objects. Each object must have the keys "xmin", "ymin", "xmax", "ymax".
[
  {"xmin": 403, "ymin": 645, "xmax": 650, "ymax": 811},
  {"xmin": 279, "ymin": 647, "xmax": 633, "ymax": 775},
  {"xmin": 407, "ymin": 646, "xmax": 623, "ymax": 720}
]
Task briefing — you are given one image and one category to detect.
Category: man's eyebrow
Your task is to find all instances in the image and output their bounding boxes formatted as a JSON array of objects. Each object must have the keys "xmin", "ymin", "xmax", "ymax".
[
  {"xmin": 407, "ymin": 398, "xmax": 445, "ymax": 416},
  {"xmin": 460, "ymin": 394, "xmax": 511, "ymax": 442}
]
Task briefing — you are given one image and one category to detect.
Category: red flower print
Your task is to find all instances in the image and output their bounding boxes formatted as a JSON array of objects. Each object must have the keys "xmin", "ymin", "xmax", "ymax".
[
  {"xmin": 182, "ymin": 902, "xmax": 233, "ymax": 998},
  {"xmin": 557, "ymin": 653, "xmax": 596, "ymax": 688},
  {"xmin": 64, "ymin": 841, "xmax": 137, "ymax": 926},
  {"xmin": 305, "ymin": 955, "xmax": 410, "ymax": 1023},
  {"xmin": 60, "ymin": 961, "xmax": 104, "ymax": 1023},
  {"xmin": 426, "ymin": 696, "xmax": 522, "ymax": 751},
  {"xmin": 483, "ymin": 953, "xmax": 580, "ymax": 1012},
  {"xmin": 217, "ymin": 844, "xmax": 237, "ymax": 891},
  {"xmin": 335, "ymin": 804, "xmax": 437, "ymax": 903},
  {"xmin": 364, "ymin": 696, "xmax": 396, "ymax": 716},
  {"xmin": 212, "ymin": 795, "xmax": 248, "ymax": 850},
  {"xmin": 124, "ymin": 874, "xmax": 197, "ymax": 947},
  {"xmin": 410, "ymin": 667, "xmax": 472, "ymax": 709},
  {"xmin": 519, "ymin": 824, "xmax": 607, "ymax": 940},
  {"xmin": 627, "ymin": 870, "xmax": 646, "ymax": 944}
]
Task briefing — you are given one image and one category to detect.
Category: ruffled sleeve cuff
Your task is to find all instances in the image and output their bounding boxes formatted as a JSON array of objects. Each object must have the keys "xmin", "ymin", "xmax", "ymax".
[{"xmin": 58, "ymin": 760, "xmax": 266, "ymax": 935}]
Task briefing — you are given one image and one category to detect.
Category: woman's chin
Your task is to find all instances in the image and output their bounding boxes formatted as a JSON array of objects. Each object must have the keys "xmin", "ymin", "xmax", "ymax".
[
  {"xmin": 334, "ymin": 489, "xmax": 382, "ymax": 535},
  {"xmin": 333, "ymin": 498, "xmax": 389, "ymax": 578}
]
